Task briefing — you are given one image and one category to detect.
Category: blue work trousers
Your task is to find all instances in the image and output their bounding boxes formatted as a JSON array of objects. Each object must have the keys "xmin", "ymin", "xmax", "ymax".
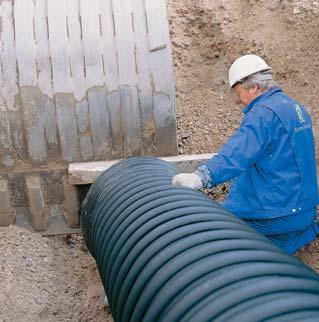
[{"xmin": 240, "ymin": 208, "xmax": 319, "ymax": 254}]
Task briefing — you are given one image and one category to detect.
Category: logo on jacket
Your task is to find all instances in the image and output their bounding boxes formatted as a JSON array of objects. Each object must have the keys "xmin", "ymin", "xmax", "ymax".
[{"xmin": 294, "ymin": 104, "xmax": 305, "ymax": 123}]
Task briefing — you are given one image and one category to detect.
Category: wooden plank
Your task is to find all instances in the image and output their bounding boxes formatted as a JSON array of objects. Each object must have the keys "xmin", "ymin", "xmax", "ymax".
[
  {"xmin": 1, "ymin": 1, "xmax": 25, "ymax": 163},
  {"xmin": 144, "ymin": 0, "xmax": 168, "ymax": 52},
  {"xmin": 79, "ymin": 135, "xmax": 94, "ymax": 161},
  {"xmin": 119, "ymin": 86, "xmax": 142, "ymax": 157},
  {"xmin": 112, "ymin": 0, "xmax": 142, "ymax": 156},
  {"xmin": 99, "ymin": 0, "xmax": 120, "ymax": 92},
  {"xmin": 0, "ymin": 178, "xmax": 16, "ymax": 226},
  {"xmin": 15, "ymin": 0, "xmax": 47, "ymax": 163},
  {"xmin": 79, "ymin": 0, "xmax": 104, "ymax": 88},
  {"xmin": 106, "ymin": 92, "xmax": 123, "ymax": 159},
  {"xmin": 112, "ymin": 0, "xmax": 138, "ymax": 86},
  {"xmin": 99, "ymin": 0, "xmax": 123, "ymax": 158},
  {"xmin": 47, "ymin": 0, "xmax": 73, "ymax": 94},
  {"xmin": 0, "ymin": 111, "xmax": 11, "ymax": 151},
  {"xmin": 67, "ymin": 0, "xmax": 94, "ymax": 160},
  {"xmin": 62, "ymin": 176, "xmax": 79, "ymax": 228},
  {"xmin": 25, "ymin": 175, "xmax": 48, "ymax": 231},
  {"xmin": 42, "ymin": 93, "xmax": 60, "ymax": 160},
  {"xmin": 153, "ymin": 93, "xmax": 177, "ymax": 155},
  {"xmin": 132, "ymin": 0, "xmax": 156, "ymax": 155},
  {"xmin": 34, "ymin": 0, "xmax": 59, "ymax": 158},
  {"xmin": 6, "ymin": 106, "xmax": 26, "ymax": 162},
  {"xmin": 1, "ymin": 1, "xmax": 19, "ymax": 111},
  {"xmin": 80, "ymin": 0, "xmax": 112, "ymax": 159},
  {"xmin": 20, "ymin": 87, "xmax": 47, "ymax": 163},
  {"xmin": 76, "ymin": 100, "xmax": 90, "ymax": 134},
  {"xmin": 75, "ymin": 100, "xmax": 94, "ymax": 161},
  {"xmin": 0, "ymin": 31, "xmax": 14, "ymax": 168},
  {"xmin": 47, "ymin": 0, "xmax": 80, "ymax": 162},
  {"xmin": 34, "ymin": 0, "xmax": 54, "ymax": 99},
  {"xmin": 145, "ymin": 0, "xmax": 173, "ymax": 93},
  {"xmin": 0, "ymin": 1, "xmax": 19, "ymax": 167},
  {"xmin": 14, "ymin": 1, "xmax": 60, "ymax": 163},
  {"xmin": 66, "ymin": 0, "xmax": 87, "ymax": 100},
  {"xmin": 0, "ymin": 22, "xmax": 5, "ymax": 112},
  {"xmin": 55, "ymin": 93, "xmax": 81, "ymax": 162},
  {"xmin": 68, "ymin": 153, "xmax": 216, "ymax": 185},
  {"xmin": 87, "ymin": 87, "xmax": 112, "ymax": 159},
  {"xmin": 14, "ymin": 0, "xmax": 37, "ymax": 87},
  {"xmin": 0, "ymin": 110, "xmax": 14, "ymax": 167},
  {"xmin": 145, "ymin": 0, "xmax": 177, "ymax": 155}
]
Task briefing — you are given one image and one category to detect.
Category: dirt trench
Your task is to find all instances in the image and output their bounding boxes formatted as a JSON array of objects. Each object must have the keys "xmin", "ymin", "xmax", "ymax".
[{"xmin": 1, "ymin": 1, "xmax": 319, "ymax": 321}]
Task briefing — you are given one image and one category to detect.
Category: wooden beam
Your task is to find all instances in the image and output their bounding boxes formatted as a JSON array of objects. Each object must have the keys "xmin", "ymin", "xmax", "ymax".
[{"xmin": 68, "ymin": 153, "xmax": 216, "ymax": 185}]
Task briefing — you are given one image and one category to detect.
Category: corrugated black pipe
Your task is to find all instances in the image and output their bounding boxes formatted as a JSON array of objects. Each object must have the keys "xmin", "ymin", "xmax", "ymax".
[{"xmin": 81, "ymin": 157, "xmax": 319, "ymax": 322}]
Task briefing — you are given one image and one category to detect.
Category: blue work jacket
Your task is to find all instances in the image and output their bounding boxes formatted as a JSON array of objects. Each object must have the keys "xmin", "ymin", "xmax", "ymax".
[{"xmin": 205, "ymin": 87, "xmax": 318, "ymax": 219}]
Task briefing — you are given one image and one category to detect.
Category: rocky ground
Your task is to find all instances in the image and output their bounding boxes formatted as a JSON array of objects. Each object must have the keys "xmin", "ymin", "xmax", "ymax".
[{"xmin": 1, "ymin": 1, "xmax": 319, "ymax": 321}]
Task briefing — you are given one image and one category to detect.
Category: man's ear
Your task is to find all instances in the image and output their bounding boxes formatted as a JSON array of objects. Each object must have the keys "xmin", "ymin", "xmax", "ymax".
[{"xmin": 250, "ymin": 84, "xmax": 259, "ymax": 94}]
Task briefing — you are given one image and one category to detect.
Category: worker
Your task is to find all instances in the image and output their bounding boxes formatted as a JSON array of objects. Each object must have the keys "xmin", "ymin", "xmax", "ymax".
[{"xmin": 172, "ymin": 54, "xmax": 319, "ymax": 255}]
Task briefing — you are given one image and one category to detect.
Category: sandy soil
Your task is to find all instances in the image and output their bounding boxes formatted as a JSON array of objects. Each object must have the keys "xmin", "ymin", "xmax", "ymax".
[
  {"xmin": 1, "ymin": 1, "xmax": 319, "ymax": 321},
  {"xmin": 0, "ymin": 226, "xmax": 111, "ymax": 322}
]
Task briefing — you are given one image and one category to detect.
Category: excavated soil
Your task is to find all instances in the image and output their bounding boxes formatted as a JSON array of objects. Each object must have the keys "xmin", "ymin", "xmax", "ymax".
[
  {"xmin": 168, "ymin": 0, "xmax": 319, "ymax": 156},
  {"xmin": 0, "ymin": 226, "xmax": 111, "ymax": 322},
  {"xmin": 1, "ymin": 1, "xmax": 319, "ymax": 321}
]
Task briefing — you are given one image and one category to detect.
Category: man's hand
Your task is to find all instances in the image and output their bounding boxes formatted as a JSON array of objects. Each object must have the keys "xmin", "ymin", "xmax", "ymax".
[{"xmin": 171, "ymin": 173, "xmax": 203, "ymax": 189}]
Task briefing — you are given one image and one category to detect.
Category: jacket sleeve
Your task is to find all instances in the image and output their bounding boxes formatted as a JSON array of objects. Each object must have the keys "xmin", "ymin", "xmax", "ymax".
[{"xmin": 204, "ymin": 107, "xmax": 273, "ymax": 185}]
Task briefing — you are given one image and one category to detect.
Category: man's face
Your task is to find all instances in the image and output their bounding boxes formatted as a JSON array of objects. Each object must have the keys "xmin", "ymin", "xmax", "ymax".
[{"xmin": 233, "ymin": 84, "xmax": 260, "ymax": 106}]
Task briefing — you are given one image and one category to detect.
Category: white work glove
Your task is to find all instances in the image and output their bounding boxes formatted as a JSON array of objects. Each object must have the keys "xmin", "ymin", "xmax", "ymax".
[
  {"xmin": 103, "ymin": 295, "xmax": 109, "ymax": 307},
  {"xmin": 100, "ymin": 286, "xmax": 109, "ymax": 307},
  {"xmin": 171, "ymin": 173, "xmax": 203, "ymax": 189}
]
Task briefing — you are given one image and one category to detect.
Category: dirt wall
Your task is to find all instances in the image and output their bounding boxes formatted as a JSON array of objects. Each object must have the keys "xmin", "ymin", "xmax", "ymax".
[{"xmin": 167, "ymin": 0, "xmax": 319, "ymax": 163}]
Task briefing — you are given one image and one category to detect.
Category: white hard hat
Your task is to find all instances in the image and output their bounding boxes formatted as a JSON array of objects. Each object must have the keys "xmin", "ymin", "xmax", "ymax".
[{"xmin": 228, "ymin": 54, "xmax": 271, "ymax": 88}]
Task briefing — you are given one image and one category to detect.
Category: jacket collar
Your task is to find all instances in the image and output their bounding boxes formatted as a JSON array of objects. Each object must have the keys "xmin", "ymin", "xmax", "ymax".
[{"xmin": 243, "ymin": 87, "xmax": 282, "ymax": 114}]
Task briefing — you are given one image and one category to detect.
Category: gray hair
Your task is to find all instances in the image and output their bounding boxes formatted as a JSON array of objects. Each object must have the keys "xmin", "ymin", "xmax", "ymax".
[{"xmin": 240, "ymin": 71, "xmax": 277, "ymax": 91}]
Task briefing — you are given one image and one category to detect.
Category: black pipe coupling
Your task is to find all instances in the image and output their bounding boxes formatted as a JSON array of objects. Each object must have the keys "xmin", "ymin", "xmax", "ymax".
[{"xmin": 81, "ymin": 157, "xmax": 319, "ymax": 322}]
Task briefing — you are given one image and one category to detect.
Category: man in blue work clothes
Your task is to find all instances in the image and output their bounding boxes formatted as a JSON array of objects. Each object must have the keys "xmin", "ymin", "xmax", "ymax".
[{"xmin": 172, "ymin": 54, "xmax": 319, "ymax": 255}]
